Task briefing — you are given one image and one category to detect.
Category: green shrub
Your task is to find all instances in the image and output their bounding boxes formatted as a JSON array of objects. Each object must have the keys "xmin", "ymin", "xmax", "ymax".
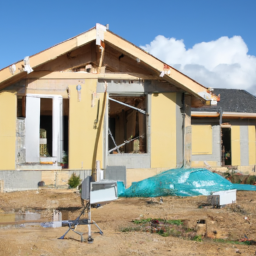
[
  {"xmin": 68, "ymin": 173, "xmax": 81, "ymax": 188},
  {"xmin": 247, "ymin": 176, "xmax": 256, "ymax": 185},
  {"xmin": 192, "ymin": 235, "xmax": 203, "ymax": 242},
  {"xmin": 63, "ymin": 155, "xmax": 68, "ymax": 164}
]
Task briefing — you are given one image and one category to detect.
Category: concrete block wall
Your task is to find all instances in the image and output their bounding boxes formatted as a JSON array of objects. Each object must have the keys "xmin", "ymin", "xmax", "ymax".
[
  {"xmin": 0, "ymin": 167, "xmax": 172, "ymax": 191},
  {"xmin": 0, "ymin": 180, "xmax": 4, "ymax": 193},
  {"xmin": 0, "ymin": 170, "xmax": 42, "ymax": 192},
  {"xmin": 0, "ymin": 170, "xmax": 91, "ymax": 192}
]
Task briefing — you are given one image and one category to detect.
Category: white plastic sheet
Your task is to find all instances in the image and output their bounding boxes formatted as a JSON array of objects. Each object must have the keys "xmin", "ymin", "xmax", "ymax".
[{"xmin": 23, "ymin": 56, "xmax": 33, "ymax": 74}]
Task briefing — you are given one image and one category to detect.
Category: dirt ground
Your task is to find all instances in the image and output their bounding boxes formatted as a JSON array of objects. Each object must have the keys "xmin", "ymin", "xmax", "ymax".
[{"xmin": 0, "ymin": 189, "xmax": 256, "ymax": 256}]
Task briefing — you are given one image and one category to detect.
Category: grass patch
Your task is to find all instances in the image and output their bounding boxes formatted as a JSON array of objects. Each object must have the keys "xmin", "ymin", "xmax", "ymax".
[
  {"xmin": 165, "ymin": 220, "xmax": 183, "ymax": 226},
  {"xmin": 133, "ymin": 218, "xmax": 152, "ymax": 224},
  {"xmin": 121, "ymin": 226, "xmax": 141, "ymax": 232},
  {"xmin": 153, "ymin": 219, "xmax": 183, "ymax": 226},
  {"xmin": 213, "ymin": 238, "xmax": 251, "ymax": 245},
  {"xmin": 157, "ymin": 227, "xmax": 181, "ymax": 237},
  {"xmin": 157, "ymin": 230, "xmax": 170, "ymax": 237},
  {"xmin": 134, "ymin": 218, "xmax": 183, "ymax": 226},
  {"xmin": 192, "ymin": 235, "xmax": 203, "ymax": 242},
  {"xmin": 185, "ymin": 228, "xmax": 194, "ymax": 232}
]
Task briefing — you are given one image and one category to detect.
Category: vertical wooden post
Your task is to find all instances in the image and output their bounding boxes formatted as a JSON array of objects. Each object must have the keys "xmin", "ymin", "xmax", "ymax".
[{"xmin": 91, "ymin": 88, "xmax": 107, "ymax": 182}]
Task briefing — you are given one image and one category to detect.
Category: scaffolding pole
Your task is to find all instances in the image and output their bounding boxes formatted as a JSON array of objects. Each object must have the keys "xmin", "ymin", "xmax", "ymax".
[{"xmin": 109, "ymin": 97, "xmax": 147, "ymax": 115}]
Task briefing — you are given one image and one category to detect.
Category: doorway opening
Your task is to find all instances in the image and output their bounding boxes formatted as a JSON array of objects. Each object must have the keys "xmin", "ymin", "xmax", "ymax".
[
  {"xmin": 222, "ymin": 128, "xmax": 231, "ymax": 166},
  {"xmin": 108, "ymin": 95, "xmax": 147, "ymax": 154},
  {"xmin": 40, "ymin": 98, "xmax": 53, "ymax": 157},
  {"xmin": 63, "ymin": 99, "xmax": 69, "ymax": 168}
]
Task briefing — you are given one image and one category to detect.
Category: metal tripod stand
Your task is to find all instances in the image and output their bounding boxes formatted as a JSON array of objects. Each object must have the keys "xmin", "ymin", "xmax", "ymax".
[{"xmin": 58, "ymin": 202, "xmax": 103, "ymax": 243}]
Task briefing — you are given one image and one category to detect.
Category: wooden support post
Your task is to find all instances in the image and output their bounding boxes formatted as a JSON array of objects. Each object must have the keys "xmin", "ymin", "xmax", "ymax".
[
  {"xmin": 97, "ymin": 42, "xmax": 105, "ymax": 74},
  {"xmin": 91, "ymin": 86, "xmax": 107, "ymax": 182}
]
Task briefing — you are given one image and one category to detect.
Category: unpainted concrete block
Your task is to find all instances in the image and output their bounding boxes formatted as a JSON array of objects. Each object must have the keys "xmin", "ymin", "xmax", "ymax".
[{"xmin": 0, "ymin": 180, "xmax": 4, "ymax": 193}]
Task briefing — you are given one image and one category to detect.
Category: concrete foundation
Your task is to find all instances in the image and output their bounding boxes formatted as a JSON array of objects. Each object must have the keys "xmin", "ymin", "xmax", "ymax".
[
  {"xmin": 0, "ymin": 180, "xmax": 4, "ymax": 193},
  {"xmin": 0, "ymin": 167, "xmax": 171, "ymax": 191},
  {"xmin": 105, "ymin": 166, "xmax": 126, "ymax": 186},
  {"xmin": 0, "ymin": 170, "xmax": 91, "ymax": 192},
  {"xmin": 0, "ymin": 164, "xmax": 256, "ymax": 192}
]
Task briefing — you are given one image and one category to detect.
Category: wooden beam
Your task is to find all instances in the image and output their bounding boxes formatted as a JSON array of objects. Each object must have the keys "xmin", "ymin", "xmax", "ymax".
[
  {"xmin": 103, "ymin": 43, "xmax": 154, "ymax": 75},
  {"xmin": 0, "ymin": 26, "xmax": 208, "ymax": 103},
  {"xmin": 36, "ymin": 42, "xmax": 94, "ymax": 72},
  {"xmin": 104, "ymin": 31, "xmax": 207, "ymax": 100},
  {"xmin": 0, "ymin": 73, "xmax": 27, "ymax": 91},
  {"xmin": 97, "ymin": 42, "xmax": 105, "ymax": 73},
  {"xmin": 0, "ymin": 29, "xmax": 96, "ymax": 85},
  {"xmin": 26, "ymin": 71, "xmax": 159, "ymax": 80},
  {"xmin": 191, "ymin": 95, "xmax": 207, "ymax": 108}
]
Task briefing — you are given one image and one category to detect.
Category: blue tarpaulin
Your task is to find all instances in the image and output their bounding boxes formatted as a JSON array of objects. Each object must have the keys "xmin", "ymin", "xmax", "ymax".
[{"xmin": 117, "ymin": 168, "xmax": 256, "ymax": 197}]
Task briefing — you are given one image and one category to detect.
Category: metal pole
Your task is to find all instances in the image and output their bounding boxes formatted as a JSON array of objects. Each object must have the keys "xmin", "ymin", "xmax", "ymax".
[
  {"xmin": 109, "ymin": 97, "xmax": 148, "ymax": 115},
  {"xmin": 108, "ymin": 135, "xmax": 144, "ymax": 153},
  {"xmin": 87, "ymin": 204, "xmax": 94, "ymax": 243},
  {"xmin": 108, "ymin": 128, "xmax": 120, "ymax": 153}
]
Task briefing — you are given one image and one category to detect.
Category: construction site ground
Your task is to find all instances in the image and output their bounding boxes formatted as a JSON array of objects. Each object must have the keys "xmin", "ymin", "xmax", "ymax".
[{"xmin": 0, "ymin": 189, "xmax": 256, "ymax": 256}]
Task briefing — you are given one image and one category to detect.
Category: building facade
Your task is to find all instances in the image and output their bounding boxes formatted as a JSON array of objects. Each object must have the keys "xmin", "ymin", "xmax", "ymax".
[
  {"xmin": 191, "ymin": 88, "xmax": 256, "ymax": 174},
  {"xmin": 0, "ymin": 24, "xmax": 209, "ymax": 190}
]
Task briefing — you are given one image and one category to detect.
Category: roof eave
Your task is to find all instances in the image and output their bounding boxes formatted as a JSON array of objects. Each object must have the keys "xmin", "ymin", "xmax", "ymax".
[{"xmin": 0, "ymin": 25, "xmax": 208, "ymax": 102}]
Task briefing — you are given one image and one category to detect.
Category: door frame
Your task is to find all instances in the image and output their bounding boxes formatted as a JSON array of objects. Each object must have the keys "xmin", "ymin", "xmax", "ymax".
[{"xmin": 25, "ymin": 94, "xmax": 63, "ymax": 163}]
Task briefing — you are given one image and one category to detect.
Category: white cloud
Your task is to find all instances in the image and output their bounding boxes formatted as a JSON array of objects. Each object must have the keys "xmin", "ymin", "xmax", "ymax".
[{"xmin": 141, "ymin": 35, "xmax": 256, "ymax": 94}]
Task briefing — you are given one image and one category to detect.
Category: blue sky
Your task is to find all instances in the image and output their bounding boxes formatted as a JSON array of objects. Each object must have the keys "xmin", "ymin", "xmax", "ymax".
[{"xmin": 1, "ymin": 0, "xmax": 256, "ymax": 92}]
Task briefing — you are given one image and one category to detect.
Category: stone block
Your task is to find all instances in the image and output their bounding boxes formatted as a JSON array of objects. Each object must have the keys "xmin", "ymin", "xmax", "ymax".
[{"xmin": 0, "ymin": 180, "xmax": 4, "ymax": 193}]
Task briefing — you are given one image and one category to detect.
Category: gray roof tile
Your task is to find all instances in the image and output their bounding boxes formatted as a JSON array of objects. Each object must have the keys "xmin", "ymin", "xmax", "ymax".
[{"xmin": 192, "ymin": 88, "xmax": 256, "ymax": 113}]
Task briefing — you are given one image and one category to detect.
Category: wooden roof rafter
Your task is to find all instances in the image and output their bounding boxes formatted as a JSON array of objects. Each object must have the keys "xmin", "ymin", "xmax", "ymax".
[{"xmin": 0, "ymin": 24, "xmax": 208, "ymax": 103}]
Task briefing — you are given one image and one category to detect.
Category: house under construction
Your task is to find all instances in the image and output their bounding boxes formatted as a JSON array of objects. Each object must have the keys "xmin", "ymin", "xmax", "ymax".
[{"xmin": 0, "ymin": 24, "xmax": 213, "ymax": 190}]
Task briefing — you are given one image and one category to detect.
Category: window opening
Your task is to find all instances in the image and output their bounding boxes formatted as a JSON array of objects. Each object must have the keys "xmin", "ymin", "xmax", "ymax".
[
  {"xmin": 221, "ymin": 128, "xmax": 231, "ymax": 166},
  {"xmin": 63, "ymin": 99, "xmax": 69, "ymax": 168},
  {"xmin": 108, "ymin": 95, "xmax": 147, "ymax": 154},
  {"xmin": 40, "ymin": 98, "xmax": 53, "ymax": 157},
  {"xmin": 17, "ymin": 96, "xmax": 26, "ymax": 117}
]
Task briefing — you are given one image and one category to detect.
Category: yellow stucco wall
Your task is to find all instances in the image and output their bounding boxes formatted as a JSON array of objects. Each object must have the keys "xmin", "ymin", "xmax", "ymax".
[
  {"xmin": 151, "ymin": 93, "xmax": 176, "ymax": 168},
  {"xmin": 248, "ymin": 126, "xmax": 255, "ymax": 165},
  {"xmin": 0, "ymin": 91, "xmax": 16, "ymax": 170},
  {"xmin": 191, "ymin": 161, "xmax": 217, "ymax": 167},
  {"xmin": 231, "ymin": 126, "xmax": 240, "ymax": 166},
  {"xmin": 126, "ymin": 168, "xmax": 168, "ymax": 187},
  {"xmin": 192, "ymin": 125, "xmax": 212, "ymax": 155},
  {"xmin": 69, "ymin": 80, "xmax": 104, "ymax": 169}
]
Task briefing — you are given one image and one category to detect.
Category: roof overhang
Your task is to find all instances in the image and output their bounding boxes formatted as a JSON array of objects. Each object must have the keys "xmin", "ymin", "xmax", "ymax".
[
  {"xmin": 0, "ymin": 25, "xmax": 208, "ymax": 103},
  {"xmin": 191, "ymin": 111, "xmax": 220, "ymax": 117},
  {"xmin": 192, "ymin": 111, "xmax": 256, "ymax": 118}
]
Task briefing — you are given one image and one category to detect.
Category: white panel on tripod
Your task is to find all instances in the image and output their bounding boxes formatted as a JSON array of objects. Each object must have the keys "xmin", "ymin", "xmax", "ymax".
[
  {"xmin": 90, "ymin": 181, "xmax": 118, "ymax": 204},
  {"xmin": 81, "ymin": 176, "xmax": 91, "ymax": 200}
]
